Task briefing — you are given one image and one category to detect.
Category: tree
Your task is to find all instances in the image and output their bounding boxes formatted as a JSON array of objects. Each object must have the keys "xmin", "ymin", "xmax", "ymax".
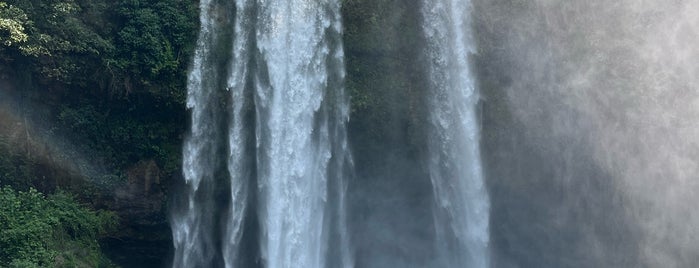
[{"xmin": 0, "ymin": 2, "xmax": 28, "ymax": 45}]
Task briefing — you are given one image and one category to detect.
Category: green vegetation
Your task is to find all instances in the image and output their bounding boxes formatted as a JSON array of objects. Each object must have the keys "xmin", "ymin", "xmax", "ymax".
[
  {"xmin": 0, "ymin": 0, "xmax": 198, "ymax": 265},
  {"xmin": 0, "ymin": 0, "xmax": 198, "ymax": 182},
  {"xmin": 0, "ymin": 186, "xmax": 117, "ymax": 267},
  {"xmin": 0, "ymin": 143, "xmax": 35, "ymax": 191}
]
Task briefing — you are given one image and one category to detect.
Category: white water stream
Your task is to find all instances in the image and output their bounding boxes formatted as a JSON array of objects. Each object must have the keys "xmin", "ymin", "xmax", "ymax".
[
  {"xmin": 423, "ymin": 0, "xmax": 490, "ymax": 267},
  {"xmin": 172, "ymin": 1, "xmax": 350, "ymax": 267}
]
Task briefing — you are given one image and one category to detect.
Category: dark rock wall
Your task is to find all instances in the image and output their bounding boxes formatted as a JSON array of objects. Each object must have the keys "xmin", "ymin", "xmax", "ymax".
[{"xmin": 343, "ymin": 0, "xmax": 437, "ymax": 267}]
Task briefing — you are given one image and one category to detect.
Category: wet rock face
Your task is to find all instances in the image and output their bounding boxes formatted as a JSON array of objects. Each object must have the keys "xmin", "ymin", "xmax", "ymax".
[
  {"xmin": 114, "ymin": 159, "xmax": 165, "ymax": 226},
  {"xmin": 1, "ymin": 73, "xmax": 173, "ymax": 266},
  {"xmin": 101, "ymin": 159, "xmax": 171, "ymax": 267},
  {"xmin": 126, "ymin": 159, "xmax": 162, "ymax": 196}
]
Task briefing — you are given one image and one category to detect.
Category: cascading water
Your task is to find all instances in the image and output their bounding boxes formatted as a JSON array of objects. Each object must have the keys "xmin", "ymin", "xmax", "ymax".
[
  {"xmin": 253, "ymin": 1, "xmax": 349, "ymax": 267},
  {"xmin": 171, "ymin": 0, "xmax": 489, "ymax": 267},
  {"xmin": 171, "ymin": 0, "xmax": 351, "ymax": 267},
  {"xmin": 171, "ymin": 1, "xmax": 229, "ymax": 266},
  {"xmin": 422, "ymin": 0, "xmax": 490, "ymax": 267}
]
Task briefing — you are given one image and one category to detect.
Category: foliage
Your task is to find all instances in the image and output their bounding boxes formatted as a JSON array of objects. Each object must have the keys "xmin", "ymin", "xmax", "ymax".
[
  {"xmin": 0, "ymin": 135, "xmax": 37, "ymax": 191},
  {"xmin": 0, "ymin": 0, "xmax": 112, "ymax": 84},
  {"xmin": 0, "ymin": 2, "xmax": 29, "ymax": 47},
  {"xmin": 57, "ymin": 100, "xmax": 184, "ymax": 174},
  {"xmin": 0, "ymin": 0, "xmax": 194, "ymax": 265},
  {"xmin": 0, "ymin": 0, "xmax": 197, "ymax": 181},
  {"xmin": 0, "ymin": 186, "xmax": 117, "ymax": 267},
  {"xmin": 111, "ymin": 0, "xmax": 197, "ymax": 99},
  {"xmin": 0, "ymin": 0, "xmax": 197, "ymax": 92}
]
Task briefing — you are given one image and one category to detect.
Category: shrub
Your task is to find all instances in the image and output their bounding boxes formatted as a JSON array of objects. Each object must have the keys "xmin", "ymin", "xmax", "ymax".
[{"xmin": 0, "ymin": 186, "xmax": 117, "ymax": 267}]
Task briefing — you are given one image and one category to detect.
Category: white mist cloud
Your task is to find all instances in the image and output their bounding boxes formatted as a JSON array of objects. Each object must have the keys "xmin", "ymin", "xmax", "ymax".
[{"xmin": 476, "ymin": 0, "xmax": 699, "ymax": 266}]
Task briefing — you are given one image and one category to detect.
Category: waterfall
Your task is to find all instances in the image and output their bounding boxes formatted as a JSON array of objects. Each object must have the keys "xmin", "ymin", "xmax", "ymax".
[
  {"xmin": 171, "ymin": 0, "xmax": 229, "ymax": 266},
  {"xmin": 171, "ymin": 0, "xmax": 351, "ymax": 267},
  {"xmin": 422, "ymin": 0, "xmax": 490, "ymax": 267},
  {"xmin": 253, "ymin": 0, "xmax": 349, "ymax": 267}
]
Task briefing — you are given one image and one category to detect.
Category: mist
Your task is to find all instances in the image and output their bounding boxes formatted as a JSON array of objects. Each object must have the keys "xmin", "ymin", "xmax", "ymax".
[
  {"xmin": 0, "ymin": 77, "xmax": 111, "ymax": 187},
  {"xmin": 474, "ymin": 0, "xmax": 699, "ymax": 267}
]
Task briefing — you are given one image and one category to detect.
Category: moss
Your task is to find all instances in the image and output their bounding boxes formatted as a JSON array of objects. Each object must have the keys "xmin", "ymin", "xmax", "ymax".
[{"xmin": 342, "ymin": 0, "xmax": 429, "ymax": 159}]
